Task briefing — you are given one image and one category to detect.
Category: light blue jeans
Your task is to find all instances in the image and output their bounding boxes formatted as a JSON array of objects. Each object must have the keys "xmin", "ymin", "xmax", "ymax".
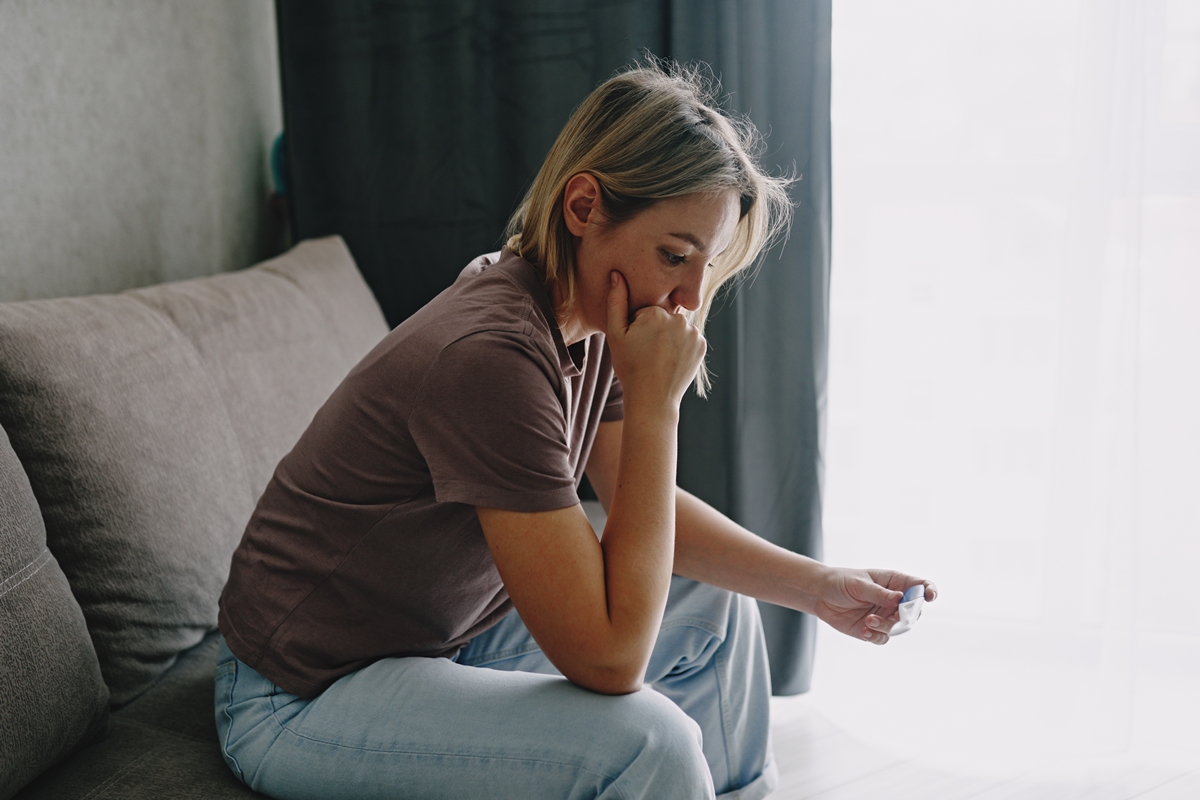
[{"xmin": 214, "ymin": 576, "xmax": 777, "ymax": 799}]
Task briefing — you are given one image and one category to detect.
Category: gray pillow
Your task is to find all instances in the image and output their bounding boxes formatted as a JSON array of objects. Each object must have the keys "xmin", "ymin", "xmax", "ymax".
[
  {"xmin": 0, "ymin": 237, "xmax": 386, "ymax": 708},
  {"xmin": 0, "ymin": 424, "xmax": 109, "ymax": 800},
  {"xmin": 132, "ymin": 236, "xmax": 389, "ymax": 501},
  {"xmin": 0, "ymin": 294, "xmax": 256, "ymax": 707}
]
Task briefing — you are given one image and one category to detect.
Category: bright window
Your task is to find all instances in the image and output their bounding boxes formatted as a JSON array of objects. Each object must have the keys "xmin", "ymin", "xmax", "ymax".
[{"xmin": 810, "ymin": 0, "xmax": 1200, "ymax": 772}]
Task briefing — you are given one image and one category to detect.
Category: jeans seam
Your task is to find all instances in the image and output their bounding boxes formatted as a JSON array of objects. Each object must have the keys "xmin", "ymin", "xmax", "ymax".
[
  {"xmin": 262, "ymin": 690, "xmax": 624, "ymax": 777},
  {"xmin": 456, "ymin": 641, "xmax": 543, "ymax": 667},
  {"xmin": 270, "ymin": 723, "xmax": 627, "ymax": 790},
  {"xmin": 659, "ymin": 615, "xmax": 725, "ymax": 638},
  {"xmin": 219, "ymin": 659, "xmax": 248, "ymax": 784},
  {"xmin": 715, "ymin": 632, "xmax": 737, "ymax": 791}
]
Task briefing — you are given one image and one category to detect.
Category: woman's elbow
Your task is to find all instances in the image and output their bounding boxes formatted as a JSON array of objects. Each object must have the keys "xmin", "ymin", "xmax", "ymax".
[{"xmin": 564, "ymin": 663, "xmax": 645, "ymax": 695}]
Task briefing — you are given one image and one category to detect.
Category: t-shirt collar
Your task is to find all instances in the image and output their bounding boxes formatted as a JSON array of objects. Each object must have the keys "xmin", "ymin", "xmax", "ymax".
[{"xmin": 496, "ymin": 247, "xmax": 584, "ymax": 379}]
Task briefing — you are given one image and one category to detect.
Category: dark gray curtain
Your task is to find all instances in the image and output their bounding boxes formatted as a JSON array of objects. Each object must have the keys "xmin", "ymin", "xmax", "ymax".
[
  {"xmin": 276, "ymin": 0, "xmax": 831, "ymax": 695},
  {"xmin": 670, "ymin": 1, "xmax": 831, "ymax": 695}
]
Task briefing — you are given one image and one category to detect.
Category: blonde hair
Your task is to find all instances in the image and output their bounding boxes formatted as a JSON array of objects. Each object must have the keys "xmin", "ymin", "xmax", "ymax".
[{"xmin": 505, "ymin": 59, "xmax": 793, "ymax": 394}]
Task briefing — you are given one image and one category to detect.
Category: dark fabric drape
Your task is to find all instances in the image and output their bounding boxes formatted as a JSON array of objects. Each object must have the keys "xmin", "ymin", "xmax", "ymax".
[
  {"xmin": 670, "ymin": 1, "xmax": 831, "ymax": 695},
  {"xmin": 276, "ymin": 1, "xmax": 670, "ymax": 326},
  {"xmin": 276, "ymin": 0, "xmax": 831, "ymax": 695}
]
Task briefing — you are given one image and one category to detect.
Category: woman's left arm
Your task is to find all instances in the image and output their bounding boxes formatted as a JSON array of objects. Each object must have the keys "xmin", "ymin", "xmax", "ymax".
[{"xmin": 587, "ymin": 420, "xmax": 937, "ymax": 644}]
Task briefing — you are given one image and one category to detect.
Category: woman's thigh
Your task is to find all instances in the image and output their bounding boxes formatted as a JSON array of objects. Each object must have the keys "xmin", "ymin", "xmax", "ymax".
[
  {"xmin": 214, "ymin": 638, "xmax": 713, "ymax": 800},
  {"xmin": 457, "ymin": 576, "xmax": 776, "ymax": 799}
]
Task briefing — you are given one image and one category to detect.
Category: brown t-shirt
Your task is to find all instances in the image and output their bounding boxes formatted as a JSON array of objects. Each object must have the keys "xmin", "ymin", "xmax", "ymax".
[{"xmin": 217, "ymin": 248, "xmax": 622, "ymax": 698}]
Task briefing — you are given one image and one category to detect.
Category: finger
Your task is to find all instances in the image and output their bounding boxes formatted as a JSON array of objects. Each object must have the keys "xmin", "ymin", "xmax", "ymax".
[
  {"xmin": 870, "ymin": 569, "xmax": 935, "ymax": 602},
  {"xmin": 606, "ymin": 271, "xmax": 629, "ymax": 333},
  {"xmin": 859, "ymin": 626, "xmax": 889, "ymax": 645},
  {"xmin": 865, "ymin": 614, "xmax": 894, "ymax": 634},
  {"xmin": 858, "ymin": 576, "xmax": 903, "ymax": 608}
]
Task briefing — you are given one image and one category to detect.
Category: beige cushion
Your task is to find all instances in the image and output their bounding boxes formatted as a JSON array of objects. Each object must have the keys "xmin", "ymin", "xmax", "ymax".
[
  {"xmin": 134, "ymin": 237, "xmax": 389, "ymax": 500},
  {"xmin": 0, "ymin": 237, "xmax": 388, "ymax": 708},
  {"xmin": 0, "ymin": 424, "xmax": 109, "ymax": 800}
]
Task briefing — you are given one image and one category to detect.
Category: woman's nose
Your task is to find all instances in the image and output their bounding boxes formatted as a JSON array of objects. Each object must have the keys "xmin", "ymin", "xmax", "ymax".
[{"xmin": 668, "ymin": 266, "xmax": 704, "ymax": 313}]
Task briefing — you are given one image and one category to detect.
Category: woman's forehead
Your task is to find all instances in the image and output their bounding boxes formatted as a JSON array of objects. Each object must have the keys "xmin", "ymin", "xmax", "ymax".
[{"xmin": 637, "ymin": 191, "xmax": 741, "ymax": 253}]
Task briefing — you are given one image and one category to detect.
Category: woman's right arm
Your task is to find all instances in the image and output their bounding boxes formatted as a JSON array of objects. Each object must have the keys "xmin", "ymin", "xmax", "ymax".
[{"xmin": 476, "ymin": 272, "xmax": 704, "ymax": 695}]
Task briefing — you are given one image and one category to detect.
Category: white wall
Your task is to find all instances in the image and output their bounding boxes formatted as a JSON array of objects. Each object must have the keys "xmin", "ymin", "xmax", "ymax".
[{"xmin": 0, "ymin": 0, "xmax": 283, "ymax": 301}]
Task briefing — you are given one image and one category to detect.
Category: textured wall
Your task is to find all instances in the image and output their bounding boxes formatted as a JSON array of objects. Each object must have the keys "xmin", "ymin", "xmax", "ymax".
[{"xmin": 0, "ymin": 0, "xmax": 282, "ymax": 301}]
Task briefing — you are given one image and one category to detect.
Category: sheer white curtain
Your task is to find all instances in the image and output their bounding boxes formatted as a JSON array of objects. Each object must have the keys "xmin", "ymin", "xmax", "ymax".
[{"xmin": 809, "ymin": 0, "xmax": 1200, "ymax": 773}]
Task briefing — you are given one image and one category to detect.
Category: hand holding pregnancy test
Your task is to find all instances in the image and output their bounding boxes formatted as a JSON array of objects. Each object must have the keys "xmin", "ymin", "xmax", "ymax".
[
  {"xmin": 817, "ymin": 571, "xmax": 935, "ymax": 644},
  {"xmin": 886, "ymin": 584, "xmax": 927, "ymax": 636}
]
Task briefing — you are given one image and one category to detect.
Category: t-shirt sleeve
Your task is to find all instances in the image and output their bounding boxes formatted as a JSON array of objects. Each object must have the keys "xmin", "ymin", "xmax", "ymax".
[
  {"xmin": 409, "ymin": 331, "xmax": 582, "ymax": 512},
  {"xmin": 601, "ymin": 374, "xmax": 624, "ymax": 422}
]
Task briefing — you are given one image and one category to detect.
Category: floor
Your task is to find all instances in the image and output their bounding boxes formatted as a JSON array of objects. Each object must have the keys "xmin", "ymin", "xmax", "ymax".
[{"xmin": 768, "ymin": 695, "xmax": 1200, "ymax": 800}]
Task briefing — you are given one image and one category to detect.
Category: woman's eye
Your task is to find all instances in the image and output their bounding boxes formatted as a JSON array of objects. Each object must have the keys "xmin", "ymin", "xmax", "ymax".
[{"xmin": 663, "ymin": 251, "xmax": 688, "ymax": 266}]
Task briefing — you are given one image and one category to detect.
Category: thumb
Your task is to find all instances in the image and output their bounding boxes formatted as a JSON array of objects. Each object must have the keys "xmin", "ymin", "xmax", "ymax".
[
  {"xmin": 859, "ymin": 578, "xmax": 903, "ymax": 608},
  {"xmin": 606, "ymin": 271, "xmax": 629, "ymax": 334}
]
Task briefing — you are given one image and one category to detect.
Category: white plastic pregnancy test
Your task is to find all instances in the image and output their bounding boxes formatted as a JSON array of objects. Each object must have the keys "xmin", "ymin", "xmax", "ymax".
[{"xmin": 888, "ymin": 584, "xmax": 926, "ymax": 636}]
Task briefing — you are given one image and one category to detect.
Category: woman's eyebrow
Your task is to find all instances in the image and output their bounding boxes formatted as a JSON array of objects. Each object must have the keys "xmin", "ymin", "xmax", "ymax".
[{"xmin": 667, "ymin": 232, "xmax": 706, "ymax": 251}]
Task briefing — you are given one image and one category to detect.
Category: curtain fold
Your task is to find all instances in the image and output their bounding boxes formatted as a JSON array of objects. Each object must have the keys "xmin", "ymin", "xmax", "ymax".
[
  {"xmin": 671, "ymin": 0, "xmax": 831, "ymax": 696},
  {"xmin": 277, "ymin": 1, "xmax": 668, "ymax": 326},
  {"xmin": 276, "ymin": 0, "xmax": 831, "ymax": 695}
]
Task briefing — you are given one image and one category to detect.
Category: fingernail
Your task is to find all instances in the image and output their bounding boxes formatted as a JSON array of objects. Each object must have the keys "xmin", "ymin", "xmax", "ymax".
[{"xmin": 867, "ymin": 618, "xmax": 878, "ymax": 629}]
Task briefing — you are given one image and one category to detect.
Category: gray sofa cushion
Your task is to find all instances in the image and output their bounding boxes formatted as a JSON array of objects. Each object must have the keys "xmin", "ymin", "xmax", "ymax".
[
  {"xmin": 133, "ymin": 236, "xmax": 389, "ymax": 500},
  {"xmin": 0, "ymin": 237, "xmax": 388, "ymax": 708},
  {"xmin": 13, "ymin": 719, "xmax": 261, "ymax": 800},
  {"xmin": 0, "ymin": 424, "xmax": 109, "ymax": 800},
  {"xmin": 0, "ymin": 293, "xmax": 257, "ymax": 707},
  {"xmin": 14, "ymin": 632, "xmax": 262, "ymax": 799}
]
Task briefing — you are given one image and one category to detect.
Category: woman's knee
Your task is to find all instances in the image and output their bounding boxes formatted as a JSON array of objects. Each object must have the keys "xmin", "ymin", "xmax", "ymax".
[
  {"xmin": 729, "ymin": 590, "xmax": 765, "ymax": 638},
  {"xmin": 624, "ymin": 690, "xmax": 705, "ymax": 762},
  {"xmin": 626, "ymin": 688, "xmax": 703, "ymax": 747},
  {"xmin": 600, "ymin": 690, "xmax": 710, "ymax": 796}
]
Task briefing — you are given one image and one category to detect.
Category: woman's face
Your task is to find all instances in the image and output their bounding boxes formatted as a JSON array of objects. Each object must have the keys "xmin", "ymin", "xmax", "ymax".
[{"xmin": 560, "ymin": 175, "xmax": 741, "ymax": 344}]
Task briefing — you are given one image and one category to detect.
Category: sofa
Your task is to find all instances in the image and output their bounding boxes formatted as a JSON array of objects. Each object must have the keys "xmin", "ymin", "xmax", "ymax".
[{"xmin": 0, "ymin": 237, "xmax": 390, "ymax": 799}]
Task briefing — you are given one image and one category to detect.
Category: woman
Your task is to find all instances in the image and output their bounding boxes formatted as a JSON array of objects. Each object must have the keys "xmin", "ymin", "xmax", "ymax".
[{"xmin": 215, "ymin": 61, "xmax": 935, "ymax": 800}]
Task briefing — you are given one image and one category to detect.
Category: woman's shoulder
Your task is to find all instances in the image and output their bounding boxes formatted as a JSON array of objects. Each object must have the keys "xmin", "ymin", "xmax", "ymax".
[
  {"xmin": 451, "ymin": 248, "xmax": 548, "ymax": 318},
  {"xmin": 342, "ymin": 251, "xmax": 558, "ymax": 391}
]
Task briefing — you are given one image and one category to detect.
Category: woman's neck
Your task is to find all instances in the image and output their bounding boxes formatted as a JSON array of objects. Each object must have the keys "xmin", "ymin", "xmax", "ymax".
[{"xmin": 553, "ymin": 281, "xmax": 591, "ymax": 347}]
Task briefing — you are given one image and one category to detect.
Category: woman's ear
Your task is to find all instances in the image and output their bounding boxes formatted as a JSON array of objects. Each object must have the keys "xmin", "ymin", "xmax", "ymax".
[{"xmin": 562, "ymin": 172, "xmax": 602, "ymax": 237}]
